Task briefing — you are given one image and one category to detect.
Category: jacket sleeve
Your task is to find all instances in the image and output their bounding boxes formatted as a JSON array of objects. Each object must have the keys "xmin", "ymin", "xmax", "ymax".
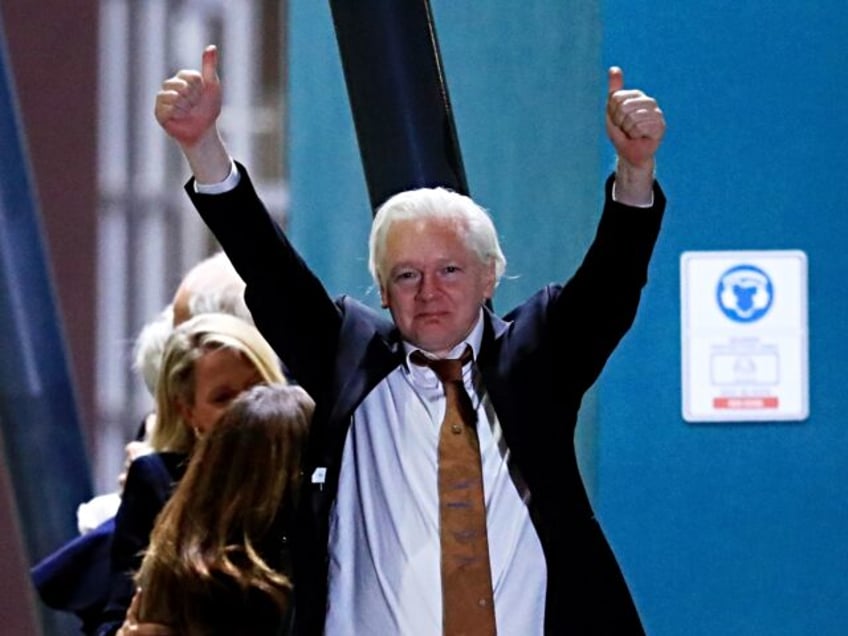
[
  {"xmin": 547, "ymin": 175, "xmax": 666, "ymax": 395},
  {"xmin": 185, "ymin": 163, "xmax": 341, "ymax": 404}
]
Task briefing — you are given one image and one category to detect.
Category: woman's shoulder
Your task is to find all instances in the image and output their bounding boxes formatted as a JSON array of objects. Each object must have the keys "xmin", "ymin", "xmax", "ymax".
[
  {"xmin": 123, "ymin": 451, "xmax": 189, "ymax": 503},
  {"xmin": 129, "ymin": 451, "xmax": 188, "ymax": 482}
]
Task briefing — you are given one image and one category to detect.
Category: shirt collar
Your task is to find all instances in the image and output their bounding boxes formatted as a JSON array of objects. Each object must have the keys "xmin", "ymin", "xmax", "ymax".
[{"xmin": 402, "ymin": 308, "xmax": 484, "ymax": 365}]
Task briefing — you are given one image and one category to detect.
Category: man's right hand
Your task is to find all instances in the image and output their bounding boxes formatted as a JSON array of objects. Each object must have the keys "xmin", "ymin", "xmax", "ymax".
[
  {"xmin": 155, "ymin": 45, "xmax": 231, "ymax": 184},
  {"xmin": 155, "ymin": 45, "xmax": 222, "ymax": 147}
]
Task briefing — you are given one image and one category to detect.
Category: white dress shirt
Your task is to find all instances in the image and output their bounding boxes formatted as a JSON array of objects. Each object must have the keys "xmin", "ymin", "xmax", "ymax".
[
  {"xmin": 195, "ymin": 169, "xmax": 547, "ymax": 633},
  {"xmin": 324, "ymin": 312, "xmax": 546, "ymax": 635}
]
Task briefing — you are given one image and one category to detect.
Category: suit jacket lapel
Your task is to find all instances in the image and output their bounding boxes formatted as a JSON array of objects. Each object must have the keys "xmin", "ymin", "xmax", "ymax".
[
  {"xmin": 477, "ymin": 307, "xmax": 523, "ymax": 458},
  {"xmin": 326, "ymin": 298, "xmax": 404, "ymax": 456}
]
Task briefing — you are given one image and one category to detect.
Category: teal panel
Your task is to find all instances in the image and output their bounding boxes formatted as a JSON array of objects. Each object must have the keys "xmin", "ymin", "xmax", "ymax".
[
  {"xmin": 430, "ymin": 3, "xmax": 603, "ymax": 314},
  {"xmin": 599, "ymin": 2, "xmax": 848, "ymax": 634},
  {"xmin": 288, "ymin": 0, "xmax": 374, "ymax": 301},
  {"xmin": 290, "ymin": 1, "xmax": 607, "ymax": 489},
  {"xmin": 290, "ymin": 2, "xmax": 605, "ymax": 307},
  {"xmin": 431, "ymin": 2, "xmax": 604, "ymax": 495}
]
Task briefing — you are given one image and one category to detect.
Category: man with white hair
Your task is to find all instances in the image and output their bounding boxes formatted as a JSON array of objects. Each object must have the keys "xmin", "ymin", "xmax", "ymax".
[{"xmin": 151, "ymin": 45, "xmax": 666, "ymax": 634}]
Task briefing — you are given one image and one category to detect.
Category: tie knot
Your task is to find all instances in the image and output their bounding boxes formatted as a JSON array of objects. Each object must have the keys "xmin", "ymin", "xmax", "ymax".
[{"xmin": 410, "ymin": 345, "xmax": 473, "ymax": 384}]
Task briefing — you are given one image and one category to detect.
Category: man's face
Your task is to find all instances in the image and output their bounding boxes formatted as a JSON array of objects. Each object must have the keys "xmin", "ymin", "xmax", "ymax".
[{"xmin": 380, "ymin": 217, "xmax": 495, "ymax": 357}]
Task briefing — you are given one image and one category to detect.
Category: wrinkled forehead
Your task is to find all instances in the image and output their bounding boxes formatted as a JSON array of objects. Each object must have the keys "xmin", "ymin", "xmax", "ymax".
[
  {"xmin": 384, "ymin": 216, "xmax": 473, "ymax": 257},
  {"xmin": 387, "ymin": 212, "xmax": 467, "ymax": 233}
]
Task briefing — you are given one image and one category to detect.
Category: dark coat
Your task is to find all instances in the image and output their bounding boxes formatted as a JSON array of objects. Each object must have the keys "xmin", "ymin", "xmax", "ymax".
[
  {"xmin": 189, "ymin": 165, "xmax": 665, "ymax": 635},
  {"xmin": 31, "ymin": 517, "xmax": 115, "ymax": 634},
  {"xmin": 94, "ymin": 451, "xmax": 187, "ymax": 636}
]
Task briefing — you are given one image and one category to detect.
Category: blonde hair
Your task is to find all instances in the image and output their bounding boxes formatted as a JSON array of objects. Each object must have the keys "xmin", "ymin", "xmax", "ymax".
[
  {"xmin": 136, "ymin": 383, "xmax": 314, "ymax": 633},
  {"xmin": 150, "ymin": 313, "xmax": 285, "ymax": 454}
]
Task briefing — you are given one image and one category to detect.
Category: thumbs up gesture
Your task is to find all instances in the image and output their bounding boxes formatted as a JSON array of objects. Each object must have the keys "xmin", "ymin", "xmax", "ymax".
[
  {"xmin": 605, "ymin": 66, "xmax": 665, "ymax": 171},
  {"xmin": 154, "ymin": 45, "xmax": 223, "ymax": 149},
  {"xmin": 154, "ymin": 46, "xmax": 231, "ymax": 183}
]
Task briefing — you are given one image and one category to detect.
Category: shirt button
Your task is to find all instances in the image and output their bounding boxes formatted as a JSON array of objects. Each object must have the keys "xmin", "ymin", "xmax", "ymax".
[{"xmin": 451, "ymin": 423, "xmax": 463, "ymax": 434}]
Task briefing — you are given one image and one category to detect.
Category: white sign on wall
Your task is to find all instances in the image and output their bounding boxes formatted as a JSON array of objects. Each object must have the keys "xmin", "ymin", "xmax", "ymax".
[{"xmin": 680, "ymin": 250, "xmax": 809, "ymax": 422}]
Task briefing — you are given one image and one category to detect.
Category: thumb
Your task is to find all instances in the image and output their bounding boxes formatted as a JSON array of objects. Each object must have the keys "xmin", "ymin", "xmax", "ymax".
[
  {"xmin": 607, "ymin": 66, "xmax": 624, "ymax": 95},
  {"xmin": 201, "ymin": 45, "xmax": 219, "ymax": 84}
]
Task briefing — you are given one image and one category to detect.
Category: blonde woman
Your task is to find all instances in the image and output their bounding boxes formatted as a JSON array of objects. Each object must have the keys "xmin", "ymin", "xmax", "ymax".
[
  {"xmin": 131, "ymin": 383, "xmax": 312, "ymax": 635},
  {"xmin": 95, "ymin": 313, "xmax": 286, "ymax": 635}
]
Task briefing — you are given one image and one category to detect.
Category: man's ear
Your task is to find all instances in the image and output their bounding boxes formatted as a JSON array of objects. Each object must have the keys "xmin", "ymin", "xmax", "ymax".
[
  {"xmin": 482, "ymin": 262, "xmax": 497, "ymax": 300},
  {"xmin": 379, "ymin": 284, "xmax": 389, "ymax": 309}
]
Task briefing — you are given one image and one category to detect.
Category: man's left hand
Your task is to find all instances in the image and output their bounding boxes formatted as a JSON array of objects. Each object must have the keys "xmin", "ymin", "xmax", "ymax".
[{"xmin": 606, "ymin": 66, "xmax": 666, "ymax": 171}]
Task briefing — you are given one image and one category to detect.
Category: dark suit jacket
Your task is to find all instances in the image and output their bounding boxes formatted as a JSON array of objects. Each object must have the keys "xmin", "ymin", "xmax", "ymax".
[
  {"xmin": 31, "ymin": 517, "xmax": 115, "ymax": 634},
  {"xmin": 94, "ymin": 452, "xmax": 187, "ymax": 636},
  {"xmin": 189, "ymin": 165, "xmax": 665, "ymax": 635}
]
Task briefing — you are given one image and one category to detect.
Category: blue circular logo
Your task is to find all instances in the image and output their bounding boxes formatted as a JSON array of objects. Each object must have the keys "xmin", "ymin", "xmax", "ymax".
[{"xmin": 716, "ymin": 264, "xmax": 774, "ymax": 323}]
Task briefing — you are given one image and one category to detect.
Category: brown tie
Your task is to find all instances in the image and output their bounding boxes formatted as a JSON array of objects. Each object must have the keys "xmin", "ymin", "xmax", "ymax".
[{"xmin": 411, "ymin": 346, "xmax": 497, "ymax": 636}]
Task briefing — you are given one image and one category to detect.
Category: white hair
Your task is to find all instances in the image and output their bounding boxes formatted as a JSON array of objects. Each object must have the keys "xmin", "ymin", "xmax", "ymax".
[
  {"xmin": 174, "ymin": 251, "xmax": 253, "ymax": 326},
  {"xmin": 186, "ymin": 283, "xmax": 253, "ymax": 325},
  {"xmin": 368, "ymin": 187, "xmax": 507, "ymax": 288},
  {"xmin": 133, "ymin": 304, "xmax": 175, "ymax": 396}
]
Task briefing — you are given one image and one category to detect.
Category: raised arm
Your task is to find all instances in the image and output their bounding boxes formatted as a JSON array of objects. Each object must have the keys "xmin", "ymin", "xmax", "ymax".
[
  {"xmin": 155, "ymin": 46, "xmax": 343, "ymax": 399},
  {"xmin": 154, "ymin": 45, "xmax": 230, "ymax": 184},
  {"xmin": 606, "ymin": 66, "xmax": 666, "ymax": 206}
]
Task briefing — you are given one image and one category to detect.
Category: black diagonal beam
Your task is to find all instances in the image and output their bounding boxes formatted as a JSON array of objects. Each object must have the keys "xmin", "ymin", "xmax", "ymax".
[{"xmin": 329, "ymin": 0, "xmax": 468, "ymax": 213}]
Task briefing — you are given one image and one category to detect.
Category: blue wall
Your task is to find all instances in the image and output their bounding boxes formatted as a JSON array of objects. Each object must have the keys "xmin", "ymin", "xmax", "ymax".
[
  {"xmin": 289, "ymin": 2, "xmax": 848, "ymax": 633},
  {"xmin": 598, "ymin": 2, "xmax": 848, "ymax": 634}
]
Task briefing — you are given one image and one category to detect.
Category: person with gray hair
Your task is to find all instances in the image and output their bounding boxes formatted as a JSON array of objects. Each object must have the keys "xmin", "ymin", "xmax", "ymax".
[
  {"xmin": 32, "ymin": 252, "xmax": 260, "ymax": 634},
  {"xmin": 152, "ymin": 45, "xmax": 667, "ymax": 634},
  {"xmin": 77, "ymin": 304, "xmax": 175, "ymax": 533},
  {"xmin": 133, "ymin": 304, "xmax": 175, "ymax": 399},
  {"xmin": 171, "ymin": 250, "xmax": 253, "ymax": 326},
  {"xmin": 107, "ymin": 250, "xmax": 254, "ymax": 510}
]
